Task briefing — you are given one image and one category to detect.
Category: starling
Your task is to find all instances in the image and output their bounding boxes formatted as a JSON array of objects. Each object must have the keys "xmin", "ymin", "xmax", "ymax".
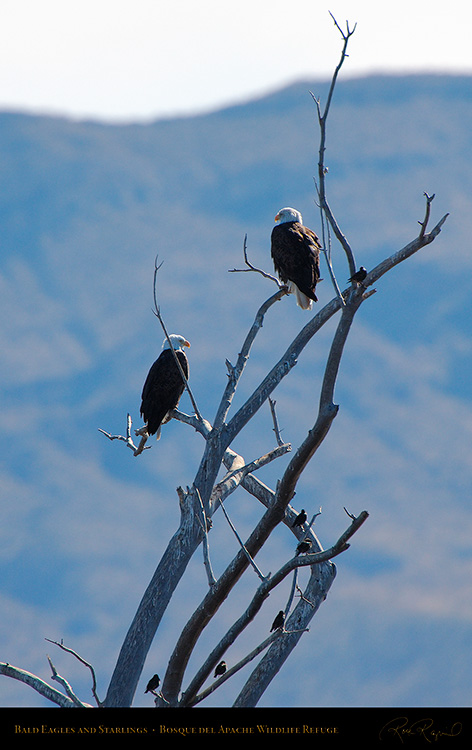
[
  {"xmin": 270, "ymin": 610, "xmax": 285, "ymax": 632},
  {"xmin": 348, "ymin": 267, "xmax": 367, "ymax": 284},
  {"xmin": 296, "ymin": 539, "xmax": 312, "ymax": 555},
  {"xmin": 144, "ymin": 674, "xmax": 160, "ymax": 694},
  {"xmin": 292, "ymin": 509, "xmax": 307, "ymax": 528},
  {"xmin": 214, "ymin": 661, "xmax": 227, "ymax": 678}
]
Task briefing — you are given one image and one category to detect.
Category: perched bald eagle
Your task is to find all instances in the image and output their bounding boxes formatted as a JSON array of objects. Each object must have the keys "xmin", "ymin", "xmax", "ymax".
[
  {"xmin": 271, "ymin": 207, "xmax": 322, "ymax": 310},
  {"xmin": 140, "ymin": 334, "xmax": 190, "ymax": 440}
]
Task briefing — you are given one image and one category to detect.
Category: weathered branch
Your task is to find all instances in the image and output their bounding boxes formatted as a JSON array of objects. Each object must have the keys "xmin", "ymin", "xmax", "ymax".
[
  {"xmin": 313, "ymin": 14, "xmax": 358, "ymax": 277},
  {"xmin": 152, "ymin": 255, "xmax": 203, "ymax": 425},
  {"xmin": 228, "ymin": 233, "xmax": 285, "ymax": 287},
  {"xmin": 179, "ymin": 485, "xmax": 216, "ymax": 587},
  {"xmin": 418, "ymin": 192, "xmax": 435, "ymax": 239},
  {"xmin": 268, "ymin": 397, "xmax": 285, "ymax": 447},
  {"xmin": 45, "ymin": 638, "xmax": 102, "ymax": 707},
  {"xmin": 366, "ymin": 208, "xmax": 448, "ymax": 288},
  {"xmin": 0, "ymin": 661, "xmax": 93, "ymax": 708},
  {"xmin": 46, "ymin": 655, "xmax": 86, "ymax": 708},
  {"xmin": 211, "ymin": 443, "xmax": 291, "ymax": 509},
  {"xmin": 98, "ymin": 413, "xmax": 150, "ymax": 456},
  {"xmin": 213, "ymin": 285, "xmax": 288, "ymax": 430}
]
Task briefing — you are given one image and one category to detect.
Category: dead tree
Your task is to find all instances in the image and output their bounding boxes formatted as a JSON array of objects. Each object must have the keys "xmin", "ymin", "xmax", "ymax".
[{"xmin": 1, "ymin": 17, "xmax": 448, "ymax": 709}]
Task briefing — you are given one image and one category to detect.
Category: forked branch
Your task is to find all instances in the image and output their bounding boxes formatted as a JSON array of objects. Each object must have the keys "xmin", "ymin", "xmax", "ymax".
[
  {"xmin": 152, "ymin": 256, "xmax": 203, "ymax": 424},
  {"xmin": 313, "ymin": 14, "xmax": 357, "ymax": 277}
]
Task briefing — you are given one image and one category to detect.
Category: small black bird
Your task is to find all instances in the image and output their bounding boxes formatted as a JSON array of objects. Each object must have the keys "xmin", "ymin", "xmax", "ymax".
[
  {"xmin": 144, "ymin": 674, "xmax": 160, "ymax": 694},
  {"xmin": 214, "ymin": 661, "xmax": 227, "ymax": 678},
  {"xmin": 296, "ymin": 539, "xmax": 312, "ymax": 555},
  {"xmin": 292, "ymin": 509, "xmax": 307, "ymax": 528},
  {"xmin": 270, "ymin": 610, "xmax": 285, "ymax": 632},
  {"xmin": 348, "ymin": 267, "xmax": 367, "ymax": 284}
]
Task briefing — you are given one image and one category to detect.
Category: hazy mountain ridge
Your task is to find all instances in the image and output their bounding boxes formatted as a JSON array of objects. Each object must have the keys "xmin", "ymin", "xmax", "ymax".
[{"xmin": 1, "ymin": 74, "xmax": 471, "ymax": 708}]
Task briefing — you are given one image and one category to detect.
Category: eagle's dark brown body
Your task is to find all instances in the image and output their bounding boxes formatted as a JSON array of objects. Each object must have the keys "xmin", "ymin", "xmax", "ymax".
[
  {"xmin": 140, "ymin": 347, "xmax": 188, "ymax": 437},
  {"xmin": 271, "ymin": 209, "xmax": 322, "ymax": 309}
]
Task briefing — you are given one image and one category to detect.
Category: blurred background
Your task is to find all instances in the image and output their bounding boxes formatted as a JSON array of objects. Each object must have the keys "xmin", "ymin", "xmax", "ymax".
[{"xmin": 0, "ymin": 1, "xmax": 471, "ymax": 708}]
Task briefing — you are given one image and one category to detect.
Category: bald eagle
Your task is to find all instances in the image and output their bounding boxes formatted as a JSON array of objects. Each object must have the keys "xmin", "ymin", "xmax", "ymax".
[
  {"xmin": 140, "ymin": 334, "xmax": 190, "ymax": 440},
  {"xmin": 271, "ymin": 207, "xmax": 322, "ymax": 310}
]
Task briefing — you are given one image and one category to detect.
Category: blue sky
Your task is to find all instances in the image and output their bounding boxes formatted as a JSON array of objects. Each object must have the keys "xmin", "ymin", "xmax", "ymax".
[{"xmin": 1, "ymin": 0, "xmax": 471, "ymax": 121}]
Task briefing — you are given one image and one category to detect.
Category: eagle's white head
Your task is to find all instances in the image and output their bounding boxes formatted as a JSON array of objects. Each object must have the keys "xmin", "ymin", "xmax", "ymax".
[
  {"xmin": 162, "ymin": 334, "xmax": 191, "ymax": 352},
  {"xmin": 274, "ymin": 207, "xmax": 303, "ymax": 225}
]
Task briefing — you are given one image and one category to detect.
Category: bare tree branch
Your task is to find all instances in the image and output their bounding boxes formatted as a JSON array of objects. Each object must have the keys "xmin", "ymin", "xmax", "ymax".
[
  {"xmin": 313, "ymin": 14, "xmax": 358, "ymax": 277},
  {"xmin": 268, "ymin": 397, "xmax": 285, "ymax": 447},
  {"xmin": 98, "ymin": 413, "xmax": 150, "ymax": 456},
  {"xmin": 213, "ymin": 285, "xmax": 288, "ymax": 431},
  {"xmin": 46, "ymin": 655, "xmax": 86, "ymax": 707},
  {"xmin": 45, "ymin": 638, "xmax": 102, "ymax": 707},
  {"xmin": 418, "ymin": 192, "xmax": 435, "ymax": 239},
  {"xmin": 0, "ymin": 661, "xmax": 93, "ymax": 708},
  {"xmin": 151, "ymin": 255, "xmax": 203, "ymax": 425},
  {"xmin": 228, "ymin": 233, "xmax": 285, "ymax": 287},
  {"xmin": 179, "ymin": 485, "xmax": 217, "ymax": 587}
]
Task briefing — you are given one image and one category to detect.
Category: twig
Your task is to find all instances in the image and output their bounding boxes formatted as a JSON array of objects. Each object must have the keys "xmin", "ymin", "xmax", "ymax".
[
  {"xmin": 180, "ymin": 486, "xmax": 217, "ymax": 587},
  {"xmin": 418, "ymin": 192, "xmax": 435, "ymax": 239},
  {"xmin": 312, "ymin": 13, "xmax": 358, "ymax": 277},
  {"xmin": 196, "ymin": 486, "xmax": 216, "ymax": 587},
  {"xmin": 314, "ymin": 180, "xmax": 346, "ymax": 305},
  {"xmin": 152, "ymin": 256, "xmax": 203, "ymax": 424},
  {"xmin": 285, "ymin": 566, "xmax": 299, "ymax": 620},
  {"xmin": 47, "ymin": 655, "xmax": 87, "ymax": 707},
  {"xmin": 228, "ymin": 234, "xmax": 285, "ymax": 287},
  {"xmin": 366, "ymin": 211, "xmax": 449, "ymax": 286},
  {"xmin": 213, "ymin": 285, "xmax": 288, "ymax": 431},
  {"xmin": 306, "ymin": 507, "xmax": 322, "ymax": 533},
  {"xmin": 98, "ymin": 414, "xmax": 150, "ymax": 456},
  {"xmin": 268, "ymin": 397, "xmax": 285, "ymax": 447},
  {"xmin": 45, "ymin": 638, "xmax": 102, "ymax": 706},
  {"xmin": 217, "ymin": 497, "xmax": 269, "ymax": 581}
]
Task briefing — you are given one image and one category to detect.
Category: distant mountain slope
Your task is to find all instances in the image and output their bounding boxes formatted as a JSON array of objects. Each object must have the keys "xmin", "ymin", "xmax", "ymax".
[{"xmin": 0, "ymin": 74, "xmax": 471, "ymax": 709}]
